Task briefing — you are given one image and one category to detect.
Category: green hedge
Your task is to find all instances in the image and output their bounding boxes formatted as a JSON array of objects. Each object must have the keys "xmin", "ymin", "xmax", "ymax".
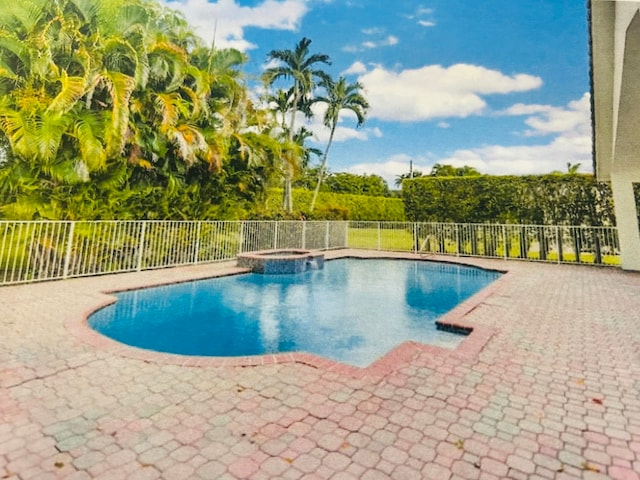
[
  {"xmin": 403, "ymin": 174, "xmax": 616, "ymax": 226},
  {"xmin": 255, "ymin": 189, "xmax": 405, "ymax": 221}
]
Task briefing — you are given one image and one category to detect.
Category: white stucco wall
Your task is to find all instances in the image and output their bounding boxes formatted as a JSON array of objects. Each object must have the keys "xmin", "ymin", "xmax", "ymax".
[{"xmin": 591, "ymin": 0, "xmax": 640, "ymax": 270}]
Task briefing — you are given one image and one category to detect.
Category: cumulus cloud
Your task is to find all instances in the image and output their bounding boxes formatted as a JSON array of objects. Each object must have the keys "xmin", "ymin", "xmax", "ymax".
[
  {"xmin": 161, "ymin": 0, "xmax": 307, "ymax": 50},
  {"xmin": 300, "ymin": 102, "xmax": 380, "ymax": 144},
  {"xmin": 434, "ymin": 135, "xmax": 592, "ymax": 176},
  {"xmin": 404, "ymin": 6, "xmax": 436, "ymax": 27},
  {"xmin": 501, "ymin": 94, "xmax": 592, "ymax": 137},
  {"xmin": 427, "ymin": 94, "xmax": 593, "ymax": 175},
  {"xmin": 358, "ymin": 64, "xmax": 543, "ymax": 121},
  {"xmin": 342, "ymin": 61, "xmax": 368, "ymax": 75},
  {"xmin": 347, "ymin": 93, "xmax": 593, "ymax": 182},
  {"xmin": 362, "ymin": 27, "xmax": 385, "ymax": 35},
  {"xmin": 362, "ymin": 35, "xmax": 399, "ymax": 49},
  {"xmin": 343, "ymin": 28, "xmax": 399, "ymax": 52},
  {"xmin": 347, "ymin": 154, "xmax": 434, "ymax": 187}
]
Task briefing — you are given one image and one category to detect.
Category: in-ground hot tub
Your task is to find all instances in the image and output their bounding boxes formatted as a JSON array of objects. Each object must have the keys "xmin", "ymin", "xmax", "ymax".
[{"xmin": 237, "ymin": 249, "xmax": 324, "ymax": 274}]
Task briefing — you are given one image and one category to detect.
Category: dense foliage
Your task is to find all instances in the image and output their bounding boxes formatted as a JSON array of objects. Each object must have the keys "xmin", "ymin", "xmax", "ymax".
[
  {"xmin": 301, "ymin": 171, "xmax": 389, "ymax": 197},
  {"xmin": 0, "ymin": 0, "xmax": 286, "ymax": 219},
  {"xmin": 403, "ymin": 174, "xmax": 615, "ymax": 226},
  {"xmin": 258, "ymin": 189, "xmax": 405, "ymax": 221},
  {"xmin": 0, "ymin": 4, "xmax": 375, "ymax": 220}
]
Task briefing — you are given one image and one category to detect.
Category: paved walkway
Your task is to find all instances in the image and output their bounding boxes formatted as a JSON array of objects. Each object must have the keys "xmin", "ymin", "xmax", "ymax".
[{"xmin": 1, "ymin": 251, "xmax": 639, "ymax": 479}]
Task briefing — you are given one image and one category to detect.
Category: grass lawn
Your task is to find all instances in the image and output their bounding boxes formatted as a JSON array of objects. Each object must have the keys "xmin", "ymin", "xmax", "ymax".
[{"xmin": 346, "ymin": 227, "xmax": 621, "ymax": 266}]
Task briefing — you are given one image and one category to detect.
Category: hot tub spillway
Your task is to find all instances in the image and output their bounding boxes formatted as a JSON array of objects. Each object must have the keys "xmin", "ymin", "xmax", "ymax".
[{"xmin": 237, "ymin": 249, "xmax": 325, "ymax": 274}]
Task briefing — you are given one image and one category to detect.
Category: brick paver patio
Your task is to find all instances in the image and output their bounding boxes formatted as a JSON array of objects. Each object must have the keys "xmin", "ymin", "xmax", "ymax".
[{"xmin": 1, "ymin": 250, "xmax": 639, "ymax": 479}]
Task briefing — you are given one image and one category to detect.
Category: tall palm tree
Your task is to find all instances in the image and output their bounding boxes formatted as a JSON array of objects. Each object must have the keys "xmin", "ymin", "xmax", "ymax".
[
  {"xmin": 263, "ymin": 37, "xmax": 331, "ymax": 212},
  {"xmin": 266, "ymin": 88, "xmax": 294, "ymax": 132},
  {"xmin": 310, "ymin": 76, "xmax": 368, "ymax": 212},
  {"xmin": 394, "ymin": 170, "xmax": 423, "ymax": 188}
]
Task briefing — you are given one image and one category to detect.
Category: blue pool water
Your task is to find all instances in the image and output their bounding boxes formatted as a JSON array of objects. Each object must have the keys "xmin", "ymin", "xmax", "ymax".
[{"xmin": 89, "ymin": 259, "xmax": 501, "ymax": 367}]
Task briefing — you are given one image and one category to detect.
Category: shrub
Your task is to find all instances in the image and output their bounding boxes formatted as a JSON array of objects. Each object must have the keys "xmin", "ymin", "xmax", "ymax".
[
  {"xmin": 403, "ymin": 174, "xmax": 615, "ymax": 226},
  {"xmin": 255, "ymin": 189, "xmax": 405, "ymax": 221}
]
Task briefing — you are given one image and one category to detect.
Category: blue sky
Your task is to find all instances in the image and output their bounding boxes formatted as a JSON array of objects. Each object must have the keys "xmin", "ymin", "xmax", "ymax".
[{"xmin": 163, "ymin": 0, "xmax": 593, "ymax": 187}]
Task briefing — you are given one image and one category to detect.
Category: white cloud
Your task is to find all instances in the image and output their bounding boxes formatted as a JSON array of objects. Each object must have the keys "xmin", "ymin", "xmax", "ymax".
[
  {"xmin": 347, "ymin": 94, "xmax": 593, "ymax": 181},
  {"xmin": 435, "ymin": 136, "xmax": 592, "ymax": 176},
  {"xmin": 380, "ymin": 35, "xmax": 399, "ymax": 47},
  {"xmin": 301, "ymin": 103, "xmax": 379, "ymax": 144},
  {"xmin": 405, "ymin": 6, "xmax": 436, "ymax": 27},
  {"xmin": 358, "ymin": 64, "xmax": 543, "ymax": 121},
  {"xmin": 347, "ymin": 155, "xmax": 434, "ymax": 187},
  {"xmin": 362, "ymin": 27, "xmax": 384, "ymax": 35},
  {"xmin": 506, "ymin": 94, "xmax": 592, "ymax": 137},
  {"xmin": 344, "ymin": 32, "xmax": 399, "ymax": 52},
  {"xmin": 342, "ymin": 61, "xmax": 368, "ymax": 75},
  {"xmin": 161, "ymin": 0, "xmax": 307, "ymax": 50},
  {"xmin": 434, "ymin": 93, "xmax": 593, "ymax": 175},
  {"xmin": 501, "ymin": 103, "xmax": 553, "ymax": 116}
]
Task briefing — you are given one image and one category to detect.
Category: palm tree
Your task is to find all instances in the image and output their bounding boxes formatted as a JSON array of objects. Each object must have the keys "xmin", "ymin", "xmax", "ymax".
[
  {"xmin": 309, "ymin": 76, "xmax": 368, "ymax": 212},
  {"xmin": 429, "ymin": 163, "xmax": 481, "ymax": 177},
  {"xmin": 394, "ymin": 170, "xmax": 423, "ymax": 188},
  {"xmin": 0, "ymin": 0, "xmax": 283, "ymax": 220},
  {"xmin": 263, "ymin": 37, "xmax": 331, "ymax": 213},
  {"xmin": 266, "ymin": 88, "xmax": 294, "ymax": 132},
  {"xmin": 567, "ymin": 162, "xmax": 581, "ymax": 174}
]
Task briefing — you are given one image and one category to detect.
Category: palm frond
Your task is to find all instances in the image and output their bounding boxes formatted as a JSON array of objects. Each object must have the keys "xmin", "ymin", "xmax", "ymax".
[
  {"xmin": 74, "ymin": 112, "xmax": 106, "ymax": 171},
  {"xmin": 36, "ymin": 112, "xmax": 68, "ymax": 163},
  {"xmin": 154, "ymin": 92, "xmax": 180, "ymax": 133},
  {"xmin": 100, "ymin": 70, "xmax": 135, "ymax": 155},
  {"xmin": 46, "ymin": 71, "xmax": 86, "ymax": 114},
  {"xmin": 0, "ymin": 108, "xmax": 38, "ymax": 159}
]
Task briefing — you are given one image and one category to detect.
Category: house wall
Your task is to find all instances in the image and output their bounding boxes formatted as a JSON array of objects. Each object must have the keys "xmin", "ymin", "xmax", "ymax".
[{"xmin": 591, "ymin": 0, "xmax": 640, "ymax": 270}]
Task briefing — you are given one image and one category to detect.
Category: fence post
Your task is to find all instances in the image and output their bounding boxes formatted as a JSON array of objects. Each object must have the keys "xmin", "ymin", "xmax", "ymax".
[
  {"xmin": 503, "ymin": 225, "xmax": 508, "ymax": 260},
  {"xmin": 238, "ymin": 221, "xmax": 245, "ymax": 254},
  {"xmin": 274, "ymin": 221, "xmax": 279, "ymax": 250},
  {"xmin": 377, "ymin": 222, "xmax": 381, "ymax": 251},
  {"xmin": 62, "ymin": 222, "xmax": 75, "ymax": 279},
  {"xmin": 556, "ymin": 225, "xmax": 561, "ymax": 264},
  {"xmin": 194, "ymin": 222, "xmax": 202, "ymax": 264},
  {"xmin": 302, "ymin": 221, "xmax": 306, "ymax": 250},
  {"xmin": 344, "ymin": 221, "xmax": 349, "ymax": 249},
  {"xmin": 325, "ymin": 221, "xmax": 330, "ymax": 250},
  {"xmin": 137, "ymin": 222, "xmax": 147, "ymax": 272},
  {"xmin": 413, "ymin": 223, "xmax": 418, "ymax": 253},
  {"xmin": 593, "ymin": 226, "xmax": 603, "ymax": 265},
  {"xmin": 455, "ymin": 224, "xmax": 460, "ymax": 256}
]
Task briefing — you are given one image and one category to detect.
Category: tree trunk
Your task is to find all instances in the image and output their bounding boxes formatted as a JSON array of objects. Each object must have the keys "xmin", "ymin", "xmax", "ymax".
[
  {"xmin": 310, "ymin": 125, "xmax": 336, "ymax": 213},
  {"xmin": 283, "ymin": 90, "xmax": 301, "ymax": 214},
  {"xmin": 282, "ymin": 174, "xmax": 293, "ymax": 212}
]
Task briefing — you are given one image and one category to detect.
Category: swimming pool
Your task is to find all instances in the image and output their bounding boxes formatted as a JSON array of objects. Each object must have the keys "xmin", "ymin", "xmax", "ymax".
[{"xmin": 88, "ymin": 258, "xmax": 501, "ymax": 367}]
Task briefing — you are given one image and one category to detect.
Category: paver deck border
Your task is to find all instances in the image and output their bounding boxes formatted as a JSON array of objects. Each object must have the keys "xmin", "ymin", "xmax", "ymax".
[
  {"xmin": 65, "ymin": 249, "xmax": 509, "ymax": 379},
  {"xmin": 4, "ymin": 250, "xmax": 640, "ymax": 480}
]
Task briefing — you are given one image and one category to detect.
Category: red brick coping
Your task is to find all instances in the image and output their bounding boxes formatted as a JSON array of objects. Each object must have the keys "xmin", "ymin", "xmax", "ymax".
[{"xmin": 67, "ymin": 251, "xmax": 508, "ymax": 379}]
